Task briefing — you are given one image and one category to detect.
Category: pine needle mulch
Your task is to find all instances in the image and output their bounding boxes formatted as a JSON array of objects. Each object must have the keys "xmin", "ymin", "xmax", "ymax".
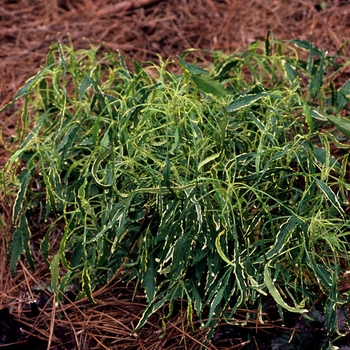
[{"xmin": 1, "ymin": 1, "xmax": 350, "ymax": 349}]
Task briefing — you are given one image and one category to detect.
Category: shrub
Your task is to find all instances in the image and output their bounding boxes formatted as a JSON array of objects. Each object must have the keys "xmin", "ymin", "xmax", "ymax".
[{"xmin": 2, "ymin": 34, "xmax": 350, "ymax": 340}]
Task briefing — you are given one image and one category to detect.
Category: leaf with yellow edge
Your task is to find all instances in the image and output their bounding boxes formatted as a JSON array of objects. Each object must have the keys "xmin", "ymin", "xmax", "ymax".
[{"xmin": 264, "ymin": 264, "xmax": 308, "ymax": 314}]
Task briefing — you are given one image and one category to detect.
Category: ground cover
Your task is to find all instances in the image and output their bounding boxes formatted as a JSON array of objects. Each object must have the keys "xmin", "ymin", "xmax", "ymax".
[{"xmin": 1, "ymin": 33, "xmax": 350, "ymax": 349}]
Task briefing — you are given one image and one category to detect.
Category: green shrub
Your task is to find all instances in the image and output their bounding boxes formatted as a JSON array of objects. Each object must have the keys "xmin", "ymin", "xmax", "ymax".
[{"xmin": 2, "ymin": 34, "xmax": 350, "ymax": 340}]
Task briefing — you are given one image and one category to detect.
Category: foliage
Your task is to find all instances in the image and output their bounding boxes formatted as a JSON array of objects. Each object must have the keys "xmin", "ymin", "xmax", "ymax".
[{"xmin": 2, "ymin": 34, "xmax": 350, "ymax": 342}]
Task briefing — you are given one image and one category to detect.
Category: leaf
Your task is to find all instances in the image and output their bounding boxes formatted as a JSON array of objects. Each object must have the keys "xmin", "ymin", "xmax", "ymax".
[
  {"xmin": 290, "ymin": 39, "xmax": 323, "ymax": 56},
  {"xmin": 79, "ymin": 74, "xmax": 93, "ymax": 100},
  {"xmin": 282, "ymin": 60, "xmax": 298, "ymax": 83},
  {"xmin": 82, "ymin": 265, "xmax": 94, "ymax": 302},
  {"xmin": 86, "ymin": 200, "xmax": 126, "ymax": 244},
  {"xmin": 309, "ymin": 50, "xmax": 325, "ymax": 98},
  {"xmin": 203, "ymin": 267, "xmax": 233, "ymax": 327},
  {"xmin": 265, "ymin": 30, "xmax": 271, "ymax": 56},
  {"xmin": 214, "ymin": 58, "xmax": 241, "ymax": 81},
  {"xmin": 1, "ymin": 68, "xmax": 49, "ymax": 113},
  {"xmin": 215, "ymin": 230, "xmax": 234, "ymax": 266},
  {"xmin": 135, "ymin": 286, "xmax": 182, "ymax": 332},
  {"xmin": 264, "ymin": 264, "xmax": 308, "ymax": 314},
  {"xmin": 70, "ymin": 242, "xmax": 84, "ymax": 268},
  {"xmin": 163, "ymin": 154, "xmax": 171, "ymax": 186},
  {"xmin": 178, "ymin": 56, "xmax": 209, "ymax": 75},
  {"xmin": 92, "ymin": 150, "xmax": 113, "ymax": 187},
  {"xmin": 144, "ymin": 254, "xmax": 156, "ymax": 302},
  {"xmin": 255, "ymin": 216, "xmax": 299, "ymax": 263},
  {"xmin": 303, "ymin": 102, "xmax": 314, "ymax": 131},
  {"xmin": 310, "ymin": 108, "xmax": 327, "ymax": 121},
  {"xmin": 12, "ymin": 168, "xmax": 30, "ymax": 225},
  {"xmin": 336, "ymin": 80, "xmax": 350, "ymax": 112},
  {"xmin": 315, "ymin": 178, "xmax": 345, "ymax": 218},
  {"xmin": 20, "ymin": 214, "xmax": 34, "ymax": 271},
  {"xmin": 191, "ymin": 75, "xmax": 226, "ymax": 97},
  {"xmin": 198, "ymin": 152, "xmax": 221, "ymax": 170},
  {"xmin": 39, "ymin": 79, "xmax": 49, "ymax": 110},
  {"xmin": 9, "ymin": 226, "xmax": 24, "ymax": 275},
  {"xmin": 170, "ymin": 232, "xmax": 190, "ymax": 275},
  {"xmin": 312, "ymin": 147, "xmax": 340, "ymax": 171},
  {"xmin": 50, "ymin": 253, "xmax": 60, "ymax": 294},
  {"xmin": 326, "ymin": 114, "xmax": 350, "ymax": 138},
  {"xmin": 226, "ymin": 92, "xmax": 280, "ymax": 112}
]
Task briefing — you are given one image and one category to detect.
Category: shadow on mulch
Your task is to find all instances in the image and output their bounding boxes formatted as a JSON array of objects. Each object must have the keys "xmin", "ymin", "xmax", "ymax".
[{"xmin": 1, "ymin": 0, "xmax": 350, "ymax": 349}]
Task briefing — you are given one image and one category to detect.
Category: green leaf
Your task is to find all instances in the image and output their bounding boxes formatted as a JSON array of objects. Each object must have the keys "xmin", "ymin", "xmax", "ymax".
[
  {"xmin": 70, "ymin": 242, "xmax": 84, "ymax": 268},
  {"xmin": 20, "ymin": 214, "xmax": 34, "ymax": 271},
  {"xmin": 326, "ymin": 115, "xmax": 350, "ymax": 137},
  {"xmin": 170, "ymin": 232, "xmax": 190, "ymax": 275},
  {"xmin": 203, "ymin": 267, "xmax": 233, "ymax": 327},
  {"xmin": 9, "ymin": 226, "xmax": 24, "ymax": 275},
  {"xmin": 192, "ymin": 75, "xmax": 226, "ymax": 97},
  {"xmin": 312, "ymin": 147, "xmax": 340, "ymax": 171},
  {"xmin": 13, "ymin": 169, "xmax": 30, "ymax": 225},
  {"xmin": 215, "ymin": 230, "xmax": 233, "ymax": 266},
  {"xmin": 198, "ymin": 152, "xmax": 221, "ymax": 170},
  {"xmin": 264, "ymin": 264, "xmax": 308, "ymax": 314},
  {"xmin": 135, "ymin": 286, "xmax": 182, "ymax": 332},
  {"xmin": 144, "ymin": 254, "xmax": 156, "ymax": 302},
  {"xmin": 79, "ymin": 74, "xmax": 93, "ymax": 100},
  {"xmin": 305, "ymin": 250, "xmax": 333, "ymax": 289},
  {"xmin": 214, "ymin": 58, "xmax": 241, "ymax": 81},
  {"xmin": 265, "ymin": 30, "xmax": 271, "ymax": 56},
  {"xmin": 39, "ymin": 79, "xmax": 49, "ymax": 110},
  {"xmin": 82, "ymin": 265, "xmax": 94, "ymax": 302},
  {"xmin": 50, "ymin": 253, "xmax": 60, "ymax": 294},
  {"xmin": 336, "ymin": 80, "xmax": 350, "ymax": 112},
  {"xmin": 179, "ymin": 56, "xmax": 209, "ymax": 75},
  {"xmin": 290, "ymin": 39, "xmax": 323, "ymax": 56},
  {"xmin": 310, "ymin": 108, "xmax": 327, "ymax": 121},
  {"xmin": 303, "ymin": 102, "xmax": 314, "ymax": 131},
  {"xmin": 255, "ymin": 216, "xmax": 299, "ymax": 263},
  {"xmin": 315, "ymin": 178, "xmax": 345, "ymax": 218},
  {"xmin": 92, "ymin": 150, "xmax": 113, "ymax": 187},
  {"xmin": 309, "ymin": 50, "xmax": 325, "ymax": 98},
  {"xmin": 163, "ymin": 154, "xmax": 171, "ymax": 186},
  {"xmin": 226, "ymin": 92, "xmax": 280, "ymax": 112},
  {"xmin": 1, "ymin": 68, "xmax": 49, "ymax": 112},
  {"xmin": 283, "ymin": 61, "xmax": 298, "ymax": 83}
]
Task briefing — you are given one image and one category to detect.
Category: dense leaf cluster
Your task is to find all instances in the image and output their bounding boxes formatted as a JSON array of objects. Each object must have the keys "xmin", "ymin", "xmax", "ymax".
[{"xmin": 2, "ymin": 36, "xmax": 350, "ymax": 344}]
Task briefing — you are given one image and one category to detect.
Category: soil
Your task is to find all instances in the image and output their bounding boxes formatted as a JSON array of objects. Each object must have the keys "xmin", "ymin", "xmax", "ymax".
[{"xmin": 1, "ymin": 1, "xmax": 350, "ymax": 349}]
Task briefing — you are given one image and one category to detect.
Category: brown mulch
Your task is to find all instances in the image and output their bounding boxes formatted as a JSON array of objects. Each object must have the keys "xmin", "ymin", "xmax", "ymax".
[{"xmin": 1, "ymin": 0, "xmax": 350, "ymax": 349}]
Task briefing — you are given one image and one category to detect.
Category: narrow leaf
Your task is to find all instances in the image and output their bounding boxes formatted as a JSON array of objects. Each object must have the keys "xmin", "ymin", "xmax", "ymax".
[
  {"xmin": 192, "ymin": 75, "xmax": 226, "ymax": 97},
  {"xmin": 82, "ymin": 266, "xmax": 94, "ymax": 302},
  {"xmin": 19, "ymin": 214, "xmax": 34, "ymax": 271},
  {"xmin": 144, "ymin": 254, "xmax": 156, "ymax": 302},
  {"xmin": 13, "ymin": 169, "xmax": 30, "ymax": 225},
  {"xmin": 336, "ymin": 80, "xmax": 350, "ymax": 112},
  {"xmin": 227, "ymin": 92, "xmax": 280, "ymax": 112},
  {"xmin": 2, "ymin": 68, "xmax": 49, "ymax": 112},
  {"xmin": 315, "ymin": 178, "xmax": 345, "ymax": 218},
  {"xmin": 198, "ymin": 152, "xmax": 221, "ymax": 170},
  {"xmin": 79, "ymin": 74, "xmax": 92, "ymax": 100},
  {"xmin": 264, "ymin": 264, "xmax": 308, "ymax": 314},
  {"xmin": 50, "ymin": 253, "xmax": 60, "ymax": 294},
  {"xmin": 326, "ymin": 114, "xmax": 350, "ymax": 138},
  {"xmin": 9, "ymin": 226, "xmax": 24, "ymax": 275},
  {"xmin": 179, "ymin": 56, "xmax": 209, "ymax": 75},
  {"xmin": 290, "ymin": 39, "xmax": 323, "ymax": 56},
  {"xmin": 255, "ymin": 216, "xmax": 298, "ymax": 263}
]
